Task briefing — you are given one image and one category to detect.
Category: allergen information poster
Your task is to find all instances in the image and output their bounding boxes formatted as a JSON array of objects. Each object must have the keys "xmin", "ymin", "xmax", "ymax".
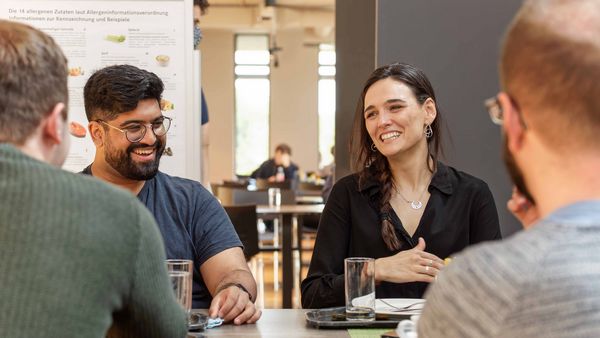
[{"xmin": 0, "ymin": 0, "xmax": 199, "ymax": 180}]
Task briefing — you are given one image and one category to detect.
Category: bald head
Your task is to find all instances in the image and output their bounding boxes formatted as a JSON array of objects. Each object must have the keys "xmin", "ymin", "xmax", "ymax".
[{"xmin": 501, "ymin": 0, "xmax": 600, "ymax": 152}]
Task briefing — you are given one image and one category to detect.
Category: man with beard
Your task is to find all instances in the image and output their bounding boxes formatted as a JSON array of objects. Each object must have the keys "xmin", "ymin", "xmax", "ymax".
[
  {"xmin": 0, "ymin": 21, "xmax": 186, "ymax": 337},
  {"xmin": 418, "ymin": 0, "xmax": 600, "ymax": 337},
  {"xmin": 82, "ymin": 65, "xmax": 261, "ymax": 325}
]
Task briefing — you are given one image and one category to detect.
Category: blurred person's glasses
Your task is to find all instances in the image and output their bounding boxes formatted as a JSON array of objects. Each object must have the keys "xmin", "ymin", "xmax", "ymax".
[
  {"xmin": 96, "ymin": 116, "xmax": 172, "ymax": 143},
  {"xmin": 484, "ymin": 94, "xmax": 527, "ymax": 129}
]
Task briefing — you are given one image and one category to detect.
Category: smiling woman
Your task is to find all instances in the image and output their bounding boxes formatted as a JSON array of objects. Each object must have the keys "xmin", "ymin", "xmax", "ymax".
[{"xmin": 301, "ymin": 63, "xmax": 502, "ymax": 309}]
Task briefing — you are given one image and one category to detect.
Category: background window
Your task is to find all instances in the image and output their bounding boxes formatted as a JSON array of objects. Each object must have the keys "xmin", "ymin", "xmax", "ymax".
[
  {"xmin": 318, "ymin": 44, "xmax": 336, "ymax": 169},
  {"xmin": 234, "ymin": 34, "xmax": 270, "ymax": 175}
]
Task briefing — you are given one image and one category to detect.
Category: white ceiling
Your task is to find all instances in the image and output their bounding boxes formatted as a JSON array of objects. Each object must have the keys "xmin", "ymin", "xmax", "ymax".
[{"xmin": 201, "ymin": 0, "xmax": 335, "ymax": 43}]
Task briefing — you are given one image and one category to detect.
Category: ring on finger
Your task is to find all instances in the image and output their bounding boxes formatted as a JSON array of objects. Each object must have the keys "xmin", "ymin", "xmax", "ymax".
[
  {"xmin": 428, "ymin": 259, "xmax": 433, "ymax": 266},
  {"xmin": 425, "ymin": 265, "xmax": 430, "ymax": 272}
]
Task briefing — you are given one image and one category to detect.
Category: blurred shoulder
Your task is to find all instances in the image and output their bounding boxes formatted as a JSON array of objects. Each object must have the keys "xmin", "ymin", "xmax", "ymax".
[
  {"xmin": 439, "ymin": 228, "xmax": 545, "ymax": 286},
  {"xmin": 57, "ymin": 167, "xmax": 141, "ymax": 204},
  {"xmin": 420, "ymin": 229, "xmax": 551, "ymax": 336},
  {"xmin": 51, "ymin": 168, "xmax": 155, "ymax": 231}
]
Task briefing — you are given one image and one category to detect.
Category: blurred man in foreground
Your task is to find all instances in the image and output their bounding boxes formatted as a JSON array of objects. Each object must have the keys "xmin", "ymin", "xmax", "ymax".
[
  {"xmin": 419, "ymin": 1, "xmax": 600, "ymax": 337},
  {"xmin": 0, "ymin": 20, "xmax": 186, "ymax": 337}
]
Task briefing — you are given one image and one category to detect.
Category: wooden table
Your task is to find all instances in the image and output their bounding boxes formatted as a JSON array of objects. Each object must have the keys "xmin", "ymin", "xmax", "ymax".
[
  {"xmin": 188, "ymin": 309, "xmax": 349, "ymax": 337},
  {"xmin": 295, "ymin": 195, "xmax": 324, "ymax": 204},
  {"xmin": 256, "ymin": 204, "xmax": 325, "ymax": 308}
]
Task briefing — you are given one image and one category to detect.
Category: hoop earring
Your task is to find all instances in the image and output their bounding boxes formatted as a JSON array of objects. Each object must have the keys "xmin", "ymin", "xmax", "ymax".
[
  {"xmin": 370, "ymin": 143, "xmax": 377, "ymax": 152},
  {"xmin": 424, "ymin": 124, "xmax": 433, "ymax": 138}
]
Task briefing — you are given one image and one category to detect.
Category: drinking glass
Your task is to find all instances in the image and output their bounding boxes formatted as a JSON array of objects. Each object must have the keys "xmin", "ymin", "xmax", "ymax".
[
  {"xmin": 166, "ymin": 259, "xmax": 193, "ymax": 320},
  {"xmin": 268, "ymin": 187, "xmax": 281, "ymax": 207},
  {"xmin": 345, "ymin": 257, "xmax": 375, "ymax": 321}
]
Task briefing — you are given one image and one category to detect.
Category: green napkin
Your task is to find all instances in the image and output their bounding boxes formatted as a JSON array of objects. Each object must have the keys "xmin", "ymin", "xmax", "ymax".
[{"xmin": 347, "ymin": 328, "xmax": 394, "ymax": 338}]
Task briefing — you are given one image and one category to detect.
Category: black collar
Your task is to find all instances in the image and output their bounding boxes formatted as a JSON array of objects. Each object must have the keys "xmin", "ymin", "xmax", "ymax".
[{"xmin": 358, "ymin": 161, "xmax": 454, "ymax": 197}]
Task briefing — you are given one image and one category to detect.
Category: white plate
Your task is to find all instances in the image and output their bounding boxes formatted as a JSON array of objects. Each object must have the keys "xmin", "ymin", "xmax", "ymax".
[{"xmin": 376, "ymin": 298, "xmax": 425, "ymax": 316}]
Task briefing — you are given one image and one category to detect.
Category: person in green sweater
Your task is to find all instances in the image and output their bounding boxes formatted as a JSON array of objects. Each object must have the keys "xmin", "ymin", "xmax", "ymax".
[{"xmin": 0, "ymin": 20, "xmax": 187, "ymax": 338}]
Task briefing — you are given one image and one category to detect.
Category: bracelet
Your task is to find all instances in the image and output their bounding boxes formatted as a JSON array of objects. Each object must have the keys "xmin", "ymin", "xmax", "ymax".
[{"xmin": 217, "ymin": 282, "xmax": 253, "ymax": 302}]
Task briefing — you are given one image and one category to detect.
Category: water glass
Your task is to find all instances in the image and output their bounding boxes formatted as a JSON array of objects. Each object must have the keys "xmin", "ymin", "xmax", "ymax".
[
  {"xmin": 345, "ymin": 257, "xmax": 375, "ymax": 321},
  {"xmin": 268, "ymin": 187, "xmax": 281, "ymax": 207},
  {"xmin": 166, "ymin": 259, "xmax": 193, "ymax": 319}
]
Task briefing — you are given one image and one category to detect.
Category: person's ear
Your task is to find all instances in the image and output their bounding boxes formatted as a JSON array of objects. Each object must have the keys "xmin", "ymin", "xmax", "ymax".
[
  {"xmin": 423, "ymin": 97, "xmax": 437, "ymax": 126},
  {"xmin": 498, "ymin": 92, "xmax": 525, "ymax": 153},
  {"xmin": 42, "ymin": 103, "xmax": 66, "ymax": 145},
  {"xmin": 89, "ymin": 121, "xmax": 105, "ymax": 147}
]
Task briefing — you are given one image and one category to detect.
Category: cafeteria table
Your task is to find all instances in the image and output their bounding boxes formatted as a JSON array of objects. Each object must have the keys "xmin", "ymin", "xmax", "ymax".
[
  {"xmin": 188, "ymin": 309, "xmax": 350, "ymax": 338},
  {"xmin": 256, "ymin": 204, "xmax": 325, "ymax": 308}
]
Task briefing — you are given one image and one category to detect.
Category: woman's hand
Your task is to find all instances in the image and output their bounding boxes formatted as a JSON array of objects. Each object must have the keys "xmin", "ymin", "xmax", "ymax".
[
  {"xmin": 507, "ymin": 187, "xmax": 539, "ymax": 228},
  {"xmin": 375, "ymin": 237, "xmax": 444, "ymax": 284}
]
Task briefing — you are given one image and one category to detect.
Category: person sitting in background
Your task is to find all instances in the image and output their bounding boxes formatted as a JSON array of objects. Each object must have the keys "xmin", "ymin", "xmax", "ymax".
[
  {"xmin": 251, "ymin": 143, "xmax": 299, "ymax": 182},
  {"xmin": 301, "ymin": 62, "xmax": 501, "ymax": 309},
  {"xmin": 82, "ymin": 64, "xmax": 260, "ymax": 325},
  {"xmin": 419, "ymin": 1, "xmax": 600, "ymax": 337},
  {"xmin": 0, "ymin": 20, "xmax": 186, "ymax": 337}
]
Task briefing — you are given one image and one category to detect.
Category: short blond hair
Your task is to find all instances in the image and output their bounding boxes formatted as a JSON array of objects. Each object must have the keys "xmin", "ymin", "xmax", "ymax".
[
  {"xmin": 500, "ymin": 0, "xmax": 600, "ymax": 152},
  {"xmin": 0, "ymin": 20, "xmax": 68, "ymax": 144}
]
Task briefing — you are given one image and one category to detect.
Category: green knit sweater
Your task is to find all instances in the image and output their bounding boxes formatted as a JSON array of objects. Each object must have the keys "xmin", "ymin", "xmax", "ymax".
[{"xmin": 0, "ymin": 144, "xmax": 187, "ymax": 338}]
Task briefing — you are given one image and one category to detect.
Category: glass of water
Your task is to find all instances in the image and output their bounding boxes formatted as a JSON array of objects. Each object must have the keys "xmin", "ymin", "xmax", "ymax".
[
  {"xmin": 268, "ymin": 187, "xmax": 281, "ymax": 207},
  {"xmin": 166, "ymin": 259, "xmax": 193, "ymax": 320},
  {"xmin": 345, "ymin": 257, "xmax": 375, "ymax": 321}
]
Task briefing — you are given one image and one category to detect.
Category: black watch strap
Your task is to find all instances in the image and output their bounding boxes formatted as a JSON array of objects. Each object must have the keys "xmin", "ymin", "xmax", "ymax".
[{"xmin": 217, "ymin": 282, "xmax": 253, "ymax": 302}]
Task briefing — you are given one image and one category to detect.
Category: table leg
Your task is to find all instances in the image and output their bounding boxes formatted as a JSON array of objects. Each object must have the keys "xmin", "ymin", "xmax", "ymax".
[
  {"xmin": 282, "ymin": 213, "xmax": 293, "ymax": 308},
  {"xmin": 295, "ymin": 215, "xmax": 304, "ymax": 294}
]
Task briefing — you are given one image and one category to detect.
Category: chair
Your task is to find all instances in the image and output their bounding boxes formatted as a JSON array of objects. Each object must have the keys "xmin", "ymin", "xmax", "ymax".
[
  {"xmin": 212, "ymin": 184, "xmax": 234, "ymax": 205},
  {"xmin": 232, "ymin": 189, "xmax": 269, "ymax": 205},
  {"xmin": 296, "ymin": 181, "xmax": 325, "ymax": 201},
  {"xmin": 211, "ymin": 180, "xmax": 249, "ymax": 201},
  {"xmin": 223, "ymin": 204, "xmax": 264, "ymax": 308},
  {"xmin": 255, "ymin": 178, "xmax": 292, "ymax": 190},
  {"xmin": 223, "ymin": 205, "xmax": 260, "ymax": 260},
  {"xmin": 210, "ymin": 182, "xmax": 220, "ymax": 196},
  {"xmin": 229, "ymin": 188, "xmax": 295, "ymax": 250},
  {"xmin": 297, "ymin": 181, "xmax": 324, "ymax": 192},
  {"xmin": 222, "ymin": 180, "xmax": 249, "ymax": 188},
  {"xmin": 232, "ymin": 188, "xmax": 296, "ymax": 205},
  {"xmin": 222, "ymin": 188, "xmax": 296, "ymax": 294}
]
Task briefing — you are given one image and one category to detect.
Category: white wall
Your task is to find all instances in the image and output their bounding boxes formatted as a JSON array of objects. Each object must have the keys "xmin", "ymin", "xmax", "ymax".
[
  {"xmin": 270, "ymin": 28, "xmax": 320, "ymax": 176},
  {"xmin": 201, "ymin": 28, "xmax": 320, "ymax": 183},
  {"xmin": 200, "ymin": 29, "xmax": 235, "ymax": 183}
]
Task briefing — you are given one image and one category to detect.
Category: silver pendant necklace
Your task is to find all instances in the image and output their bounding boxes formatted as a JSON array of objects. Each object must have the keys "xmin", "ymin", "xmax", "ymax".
[{"xmin": 396, "ymin": 185, "xmax": 428, "ymax": 210}]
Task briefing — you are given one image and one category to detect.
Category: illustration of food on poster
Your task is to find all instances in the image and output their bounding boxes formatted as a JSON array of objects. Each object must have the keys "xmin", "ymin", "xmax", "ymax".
[{"xmin": 0, "ymin": 0, "xmax": 197, "ymax": 179}]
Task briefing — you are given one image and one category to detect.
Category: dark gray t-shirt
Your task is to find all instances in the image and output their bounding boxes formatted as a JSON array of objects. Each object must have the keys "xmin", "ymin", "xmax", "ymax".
[
  {"xmin": 82, "ymin": 167, "xmax": 242, "ymax": 308},
  {"xmin": 137, "ymin": 171, "xmax": 242, "ymax": 309}
]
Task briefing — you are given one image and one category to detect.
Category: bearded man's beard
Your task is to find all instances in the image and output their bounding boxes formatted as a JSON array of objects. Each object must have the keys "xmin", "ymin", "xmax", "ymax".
[
  {"xmin": 105, "ymin": 138, "xmax": 165, "ymax": 180},
  {"xmin": 502, "ymin": 136, "xmax": 535, "ymax": 204}
]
